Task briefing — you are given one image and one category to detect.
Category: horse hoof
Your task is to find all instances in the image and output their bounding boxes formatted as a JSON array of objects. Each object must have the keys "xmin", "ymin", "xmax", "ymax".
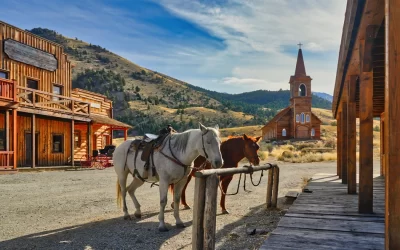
[
  {"xmin": 183, "ymin": 205, "xmax": 191, "ymax": 210},
  {"xmin": 159, "ymin": 227, "xmax": 169, "ymax": 232},
  {"xmin": 124, "ymin": 215, "xmax": 132, "ymax": 220},
  {"xmin": 222, "ymin": 210, "xmax": 230, "ymax": 214},
  {"xmin": 134, "ymin": 213, "xmax": 141, "ymax": 219}
]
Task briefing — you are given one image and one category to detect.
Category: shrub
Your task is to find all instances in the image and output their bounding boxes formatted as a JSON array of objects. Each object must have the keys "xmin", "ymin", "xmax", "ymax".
[
  {"xmin": 373, "ymin": 125, "xmax": 380, "ymax": 132},
  {"xmin": 330, "ymin": 121, "xmax": 337, "ymax": 126}
]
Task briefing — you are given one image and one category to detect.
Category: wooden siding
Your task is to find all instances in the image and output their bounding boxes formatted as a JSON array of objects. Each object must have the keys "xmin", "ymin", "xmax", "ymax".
[
  {"xmin": 72, "ymin": 89, "xmax": 112, "ymax": 117},
  {"xmin": 0, "ymin": 22, "xmax": 72, "ymax": 99},
  {"xmin": 16, "ymin": 113, "xmax": 71, "ymax": 167},
  {"xmin": 73, "ymin": 123, "xmax": 111, "ymax": 161}
]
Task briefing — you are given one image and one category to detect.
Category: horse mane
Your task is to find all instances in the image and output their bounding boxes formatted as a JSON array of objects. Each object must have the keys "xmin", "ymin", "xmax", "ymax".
[{"xmin": 171, "ymin": 127, "xmax": 220, "ymax": 153}]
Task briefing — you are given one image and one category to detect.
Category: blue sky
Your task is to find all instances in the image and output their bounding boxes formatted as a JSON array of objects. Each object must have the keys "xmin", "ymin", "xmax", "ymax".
[{"xmin": 2, "ymin": 0, "xmax": 346, "ymax": 94}]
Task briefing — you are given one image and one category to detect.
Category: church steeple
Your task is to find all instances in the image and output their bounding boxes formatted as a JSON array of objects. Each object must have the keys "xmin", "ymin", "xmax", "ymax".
[{"xmin": 294, "ymin": 43, "xmax": 306, "ymax": 76}]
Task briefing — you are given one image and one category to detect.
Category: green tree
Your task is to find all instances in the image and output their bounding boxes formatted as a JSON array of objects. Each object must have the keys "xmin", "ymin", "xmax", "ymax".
[{"xmin": 135, "ymin": 86, "xmax": 141, "ymax": 92}]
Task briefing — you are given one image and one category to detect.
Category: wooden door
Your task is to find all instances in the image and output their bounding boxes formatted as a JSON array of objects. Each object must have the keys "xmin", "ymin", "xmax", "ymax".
[
  {"xmin": 25, "ymin": 132, "xmax": 38, "ymax": 166},
  {"xmin": 296, "ymin": 126, "xmax": 309, "ymax": 139}
]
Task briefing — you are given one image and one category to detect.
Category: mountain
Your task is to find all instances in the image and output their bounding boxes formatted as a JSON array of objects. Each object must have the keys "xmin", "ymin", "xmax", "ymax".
[
  {"xmin": 28, "ymin": 27, "xmax": 332, "ymax": 134},
  {"xmin": 313, "ymin": 92, "xmax": 333, "ymax": 102}
]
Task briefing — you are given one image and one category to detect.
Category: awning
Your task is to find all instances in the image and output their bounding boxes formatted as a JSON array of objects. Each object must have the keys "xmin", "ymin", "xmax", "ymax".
[{"xmin": 89, "ymin": 114, "xmax": 132, "ymax": 129}]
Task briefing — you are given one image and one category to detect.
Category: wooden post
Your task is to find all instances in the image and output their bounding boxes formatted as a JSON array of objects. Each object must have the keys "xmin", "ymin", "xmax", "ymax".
[
  {"xmin": 192, "ymin": 177, "xmax": 206, "ymax": 250},
  {"xmin": 87, "ymin": 122, "xmax": 92, "ymax": 157},
  {"xmin": 124, "ymin": 128, "xmax": 128, "ymax": 141},
  {"xmin": 380, "ymin": 113, "xmax": 385, "ymax": 176},
  {"xmin": 266, "ymin": 168, "xmax": 273, "ymax": 208},
  {"xmin": 341, "ymin": 102, "xmax": 348, "ymax": 184},
  {"xmin": 347, "ymin": 76, "xmax": 357, "ymax": 194},
  {"xmin": 271, "ymin": 166, "xmax": 280, "ymax": 207},
  {"xmin": 12, "ymin": 109, "xmax": 17, "ymax": 169},
  {"xmin": 337, "ymin": 111, "xmax": 342, "ymax": 178},
  {"xmin": 385, "ymin": 1, "xmax": 400, "ymax": 248},
  {"xmin": 71, "ymin": 120, "xmax": 75, "ymax": 167},
  {"xmin": 31, "ymin": 114, "xmax": 35, "ymax": 168},
  {"xmin": 204, "ymin": 174, "xmax": 218, "ymax": 250},
  {"xmin": 359, "ymin": 31, "xmax": 375, "ymax": 213},
  {"xmin": 5, "ymin": 110, "xmax": 9, "ymax": 168}
]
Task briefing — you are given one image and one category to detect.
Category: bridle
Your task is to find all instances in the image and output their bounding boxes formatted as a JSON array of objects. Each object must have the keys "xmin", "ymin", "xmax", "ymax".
[{"xmin": 201, "ymin": 130, "xmax": 210, "ymax": 160}]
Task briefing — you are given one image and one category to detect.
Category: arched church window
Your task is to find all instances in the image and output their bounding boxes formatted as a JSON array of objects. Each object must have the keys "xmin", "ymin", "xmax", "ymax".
[
  {"xmin": 282, "ymin": 128, "xmax": 286, "ymax": 137},
  {"xmin": 296, "ymin": 114, "xmax": 300, "ymax": 123},
  {"xmin": 311, "ymin": 128, "xmax": 315, "ymax": 137},
  {"xmin": 306, "ymin": 114, "xmax": 310, "ymax": 122},
  {"xmin": 299, "ymin": 84, "xmax": 306, "ymax": 96},
  {"xmin": 301, "ymin": 113, "xmax": 305, "ymax": 123}
]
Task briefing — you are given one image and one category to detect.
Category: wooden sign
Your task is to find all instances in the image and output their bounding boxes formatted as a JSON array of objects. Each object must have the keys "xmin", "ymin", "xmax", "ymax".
[
  {"xmin": 4, "ymin": 39, "xmax": 58, "ymax": 71},
  {"xmin": 90, "ymin": 102, "xmax": 101, "ymax": 109}
]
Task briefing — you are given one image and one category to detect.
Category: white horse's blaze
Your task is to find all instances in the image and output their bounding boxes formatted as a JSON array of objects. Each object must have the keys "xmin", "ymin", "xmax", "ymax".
[{"xmin": 113, "ymin": 123, "xmax": 223, "ymax": 231}]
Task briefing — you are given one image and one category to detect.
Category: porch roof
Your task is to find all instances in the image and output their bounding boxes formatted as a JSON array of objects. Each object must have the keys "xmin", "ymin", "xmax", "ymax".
[{"xmin": 89, "ymin": 114, "xmax": 131, "ymax": 129}]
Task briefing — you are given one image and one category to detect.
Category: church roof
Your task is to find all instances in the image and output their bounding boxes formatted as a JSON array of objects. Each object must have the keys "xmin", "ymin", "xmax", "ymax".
[
  {"xmin": 261, "ymin": 106, "xmax": 291, "ymax": 129},
  {"xmin": 294, "ymin": 48, "xmax": 307, "ymax": 76}
]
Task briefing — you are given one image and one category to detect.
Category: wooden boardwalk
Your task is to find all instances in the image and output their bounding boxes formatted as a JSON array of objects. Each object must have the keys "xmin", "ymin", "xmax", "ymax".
[{"xmin": 260, "ymin": 173, "xmax": 385, "ymax": 250}]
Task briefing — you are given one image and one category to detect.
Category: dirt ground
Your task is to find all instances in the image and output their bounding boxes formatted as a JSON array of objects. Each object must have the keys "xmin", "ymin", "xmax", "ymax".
[{"xmin": 0, "ymin": 160, "xmax": 343, "ymax": 250}]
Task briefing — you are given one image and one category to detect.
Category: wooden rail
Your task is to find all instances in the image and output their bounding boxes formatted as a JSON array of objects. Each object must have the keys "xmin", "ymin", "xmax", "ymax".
[
  {"xmin": 0, "ymin": 79, "xmax": 17, "ymax": 101},
  {"xmin": 192, "ymin": 163, "xmax": 279, "ymax": 250},
  {"xmin": 0, "ymin": 151, "xmax": 14, "ymax": 169},
  {"xmin": 17, "ymin": 86, "xmax": 91, "ymax": 116}
]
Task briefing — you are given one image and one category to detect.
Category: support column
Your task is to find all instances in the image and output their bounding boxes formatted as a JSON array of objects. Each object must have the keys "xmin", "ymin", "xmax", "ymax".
[
  {"xmin": 347, "ymin": 75, "xmax": 357, "ymax": 194},
  {"xmin": 31, "ymin": 114, "xmax": 35, "ymax": 168},
  {"xmin": 337, "ymin": 111, "xmax": 342, "ymax": 178},
  {"xmin": 341, "ymin": 102, "xmax": 348, "ymax": 184},
  {"xmin": 385, "ymin": 1, "xmax": 400, "ymax": 248},
  {"xmin": 124, "ymin": 129, "xmax": 128, "ymax": 141},
  {"xmin": 5, "ymin": 110, "xmax": 10, "ymax": 167},
  {"xmin": 87, "ymin": 122, "xmax": 92, "ymax": 157},
  {"xmin": 380, "ymin": 113, "xmax": 385, "ymax": 176},
  {"xmin": 71, "ymin": 120, "xmax": 75, "ymax": 167},
  {"xmin": 12, "ymin": 110, "xmax": 17, "ymax": 169}
]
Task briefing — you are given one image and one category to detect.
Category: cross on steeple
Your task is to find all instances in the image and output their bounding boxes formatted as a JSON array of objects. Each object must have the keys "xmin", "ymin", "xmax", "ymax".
[{"xmin": 297, "ymin": 42, "xmax": 303, "ymax": 49}]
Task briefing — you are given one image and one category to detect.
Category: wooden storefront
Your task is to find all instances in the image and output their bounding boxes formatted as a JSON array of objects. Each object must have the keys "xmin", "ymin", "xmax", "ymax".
[
  {"xmin": 0, "ymin": 21, "xmax": 130, "ymax": 170},
  {"xmin": 332, "ymin": 0, "xmax": 399, "ymax": 248}
]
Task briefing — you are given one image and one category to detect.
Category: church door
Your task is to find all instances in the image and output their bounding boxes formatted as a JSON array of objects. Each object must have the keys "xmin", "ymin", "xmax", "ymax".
[{"xmin": 296, "ymin": 126, "xmax": 309, "ymax": 139}]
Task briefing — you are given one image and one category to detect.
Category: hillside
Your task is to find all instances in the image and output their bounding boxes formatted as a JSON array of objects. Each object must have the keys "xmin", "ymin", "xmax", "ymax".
[{"xmin": 28, "ymin": 27, "xmax": 333, "ymax": 134}]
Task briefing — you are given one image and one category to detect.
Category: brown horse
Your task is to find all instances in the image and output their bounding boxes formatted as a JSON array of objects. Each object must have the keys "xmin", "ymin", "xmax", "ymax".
[{"xmin": 170, "ymin": 134, "xmax": 261, "ymax": 214}]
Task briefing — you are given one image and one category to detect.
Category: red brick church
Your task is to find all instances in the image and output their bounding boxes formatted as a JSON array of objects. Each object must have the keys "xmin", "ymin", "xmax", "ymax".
[{"xmin": 261, "ymin": 45, "xmax": 321, "ymax": 141}]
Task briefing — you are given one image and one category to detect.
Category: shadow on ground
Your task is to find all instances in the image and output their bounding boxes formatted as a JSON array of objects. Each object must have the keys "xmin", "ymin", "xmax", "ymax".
[{"xmin": 0, "ymin": 211, "xmax": 191, "ymax": 250}]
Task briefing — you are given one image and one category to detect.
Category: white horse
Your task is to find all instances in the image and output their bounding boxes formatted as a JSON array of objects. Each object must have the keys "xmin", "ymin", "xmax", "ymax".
[{"xmin": 113, "ymin": 123, "xmax": 223, "ymax": 232}]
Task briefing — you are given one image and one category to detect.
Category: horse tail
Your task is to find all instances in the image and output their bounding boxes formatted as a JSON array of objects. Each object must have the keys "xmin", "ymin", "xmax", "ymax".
[
  {"xmin": 169, "ymin": 183, "xmax": 174, "ymax": 195},
  {"xmin": 116, "ymin": 179, "xmax": 122, "ymax": 208}
]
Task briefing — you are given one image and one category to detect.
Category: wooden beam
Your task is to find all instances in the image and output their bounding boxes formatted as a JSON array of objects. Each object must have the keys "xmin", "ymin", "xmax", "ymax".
[
  {"xmin": 337, "ymin": 111, "xmax": 342, "ymax": 178},
  {"xmin": 385, "ymin": 0, "xmax": 400, "ymax": 248},
  {"xmin": 347, "ymin": 75, "xmax": 357, "ymax": 194},
  {"xmin": 362, "ymin": 25, "xmax": 379, "ymax": 72},
  {"xmin": 124, "ymin": 128, "xmax": 128, "ymax": 141},
  {"xmin": 71, "ymin": 120, "xmax": 74, "ymax": 167},
  {"xmin": 192, "ymin": 177, "xmax": 206, "ymax": 250},
  {"xmin": 87, "ymin": 122, "xmax": 92, "ymax": 157},
  {"xmin": 341, "ymin": 102, "xmax": 348, "ymax": 184},
  {"xmin": 18, "ymin": 107, "xmax": 90, "ymax": 122},
  {"xmin": 31, "ymin": 114, "xmax": 35, "ymax": 168},
  {"xmin": 380, "ymin": 112, "xmax": 385, "ymax": 177},
  {"xmin": 204, "ymin": 174, "xmax": 218, "ymax": 250},
  {"xmin": 12, "ymin": 110, "xmax": 17, "ymax": 169}
]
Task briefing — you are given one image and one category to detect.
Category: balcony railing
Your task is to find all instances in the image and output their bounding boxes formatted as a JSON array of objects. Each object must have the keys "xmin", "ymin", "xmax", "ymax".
[
  {"xmin": 17, "ymin": 86, "xmax": 91, "ymax": 117},
  {"xmin": 0, "ymin": 79, "xmax": 17, "ymax": 102},
  {"xmin": 0, "ymin": 151, "xmax": 14, "ymax": 169}
]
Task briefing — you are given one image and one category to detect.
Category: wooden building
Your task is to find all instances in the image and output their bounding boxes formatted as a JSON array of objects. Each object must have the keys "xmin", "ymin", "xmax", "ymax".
[
  {"xmin": 261, "ymin": 47, "xmax": 321, "ymax": 141},
  {"xmin": 332, "ymin": 0, "xmax": 399, "ymax": 248},
  {"xmin": 0, "ymin": 21, "xmax": 130, "ymax": 170}
]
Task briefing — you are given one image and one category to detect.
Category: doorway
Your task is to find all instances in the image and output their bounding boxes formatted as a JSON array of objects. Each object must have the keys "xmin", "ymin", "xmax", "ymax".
[{"xmin": 25, "ymin": 132, "xmax": 39, "ymax": 166}]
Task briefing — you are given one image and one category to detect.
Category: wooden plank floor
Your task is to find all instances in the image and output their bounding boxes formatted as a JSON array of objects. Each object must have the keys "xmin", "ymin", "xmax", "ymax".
[{"xmin": 260, "ymin": 173, "xmax": 385, "ymax": 250}]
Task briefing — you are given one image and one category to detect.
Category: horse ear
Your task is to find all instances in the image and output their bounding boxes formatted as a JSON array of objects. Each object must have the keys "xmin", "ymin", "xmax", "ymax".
[
  {"xmin": 243, "ymin": 134, "xmax": 249, "ymax": 140},
  {"xmin": 255, "ymin": 136, "xmax": 262, "ymax": 142},
  {"xmin": 214, "ymin": 124, "xmax": 219, "ymax": 130},
  {"xmin": 199, "ymin": 122, "xmax": 207, "ymax": 133}
]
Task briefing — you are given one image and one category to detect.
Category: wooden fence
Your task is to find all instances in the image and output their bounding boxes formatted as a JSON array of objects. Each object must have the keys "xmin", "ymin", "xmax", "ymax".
[{"xmin": 192, "ymin": 163, "xmax": 280, "ymax": 250}]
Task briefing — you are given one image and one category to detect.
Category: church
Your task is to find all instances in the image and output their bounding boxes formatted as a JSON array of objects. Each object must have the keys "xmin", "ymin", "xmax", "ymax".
[{"xmin": 261, "ymin": 45, "xmax": 321, "ymax": 141}]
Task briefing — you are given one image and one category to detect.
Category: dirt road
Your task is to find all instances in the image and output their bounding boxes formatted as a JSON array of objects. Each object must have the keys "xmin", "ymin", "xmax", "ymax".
[{"xmin": 0, "ymin": 161, "xmax": 347, "ymax": 250}]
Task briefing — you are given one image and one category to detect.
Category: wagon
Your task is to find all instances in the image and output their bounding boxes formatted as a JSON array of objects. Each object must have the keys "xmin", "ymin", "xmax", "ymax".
[{"xmin": 79, "ymin": 145, "xmax": 115, "ymax": 170}]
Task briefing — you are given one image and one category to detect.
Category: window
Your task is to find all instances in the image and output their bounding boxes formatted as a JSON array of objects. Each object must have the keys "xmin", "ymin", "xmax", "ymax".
[
  {"xmin": 27, "ymin": 79, "xmax": 38, "ymax": 103},
  {"xmin": 311, "ymin": 128, "xmax": 315, "ymax": 137},
  {"xmin": 0, "ymin": 71, "xmax": 9, "ymax": 79},
  {"xmin": 301, "ymin": 113, "xmax": 305, "ymax": 123},
  {"xmin": 0, "ymin": 129, "xmax": 5, "ymax": 150},
  {"xmin": 296, "ymin": 114, "xmax": 300, "ymax": 123},
  {"xmin": 74, "ymin": 131, "xmax": 81, "ymax": 148},
  {"xmin": 53, "ymin": 85, "xmax": 62, "ymax": 101},
  {"xmin": 52, "ymin": 134, "xmax": 64, "ymax": 153},
  {"xmin": 299, "ymin": 84, "xmax": 306, "ymax": 96},
  {"xmin": 282, "ymin": 128, "xmax": 287, "ymax": 137},
  {"xmin": 306, "ymin": 114, "xmax": 310, "ymax": 123}
]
